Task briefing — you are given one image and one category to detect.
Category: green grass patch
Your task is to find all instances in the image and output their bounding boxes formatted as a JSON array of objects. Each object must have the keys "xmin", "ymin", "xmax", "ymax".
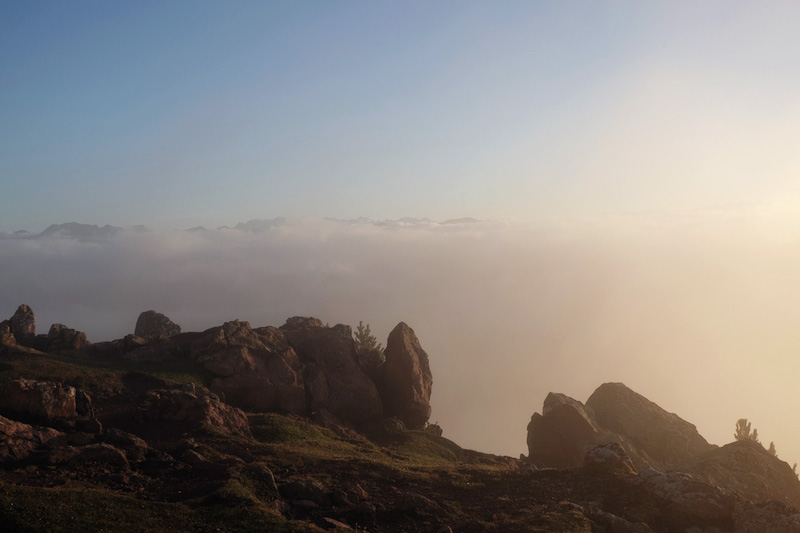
[
  {"xmin": 0, "ymin": 351, "xmax": 211, "ymax": 395},
  {"xmin": 0, "ymin": 482, "xmax": 317, "ymax": 533}
]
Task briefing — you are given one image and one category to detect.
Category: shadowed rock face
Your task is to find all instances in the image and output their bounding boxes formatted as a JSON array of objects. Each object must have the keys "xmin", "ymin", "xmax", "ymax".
[
  {"xmin": 134, "ymin": 310, "xmax": 181, "ymax": 339},
  {"xmin": 379, "ymin": 322, "xmax": 432, "ymax": 430},
  {"xmin": 138, "ymin": 387, "xmax": 251, "ymax": 437},
  {"xmin": 527, "ymin": 393, "xmax": 601, "ymax": 468},
  {"xmin": 192, "ymin": 320, "xmax": 306, "ymax": 415},
  {"xmin": 47, "ymin": 323, "xmax": 90, "ymax": 351},
  {"xmin": 0, "ymin": 415, "xmax": 63, "ymax": 461},
  {"xmin": 527, "ymin": 382, "xmax": 713, "ymax": 470},
  {"xmin": 673, "ymin": 439, "xmax": 800, "ymax": 508},
  {"xmin": 10, "ymin": 305, "xmax": 36, "ymax": 346},
  {"xmin": 0, "ymin": 379, "xmax": 77, "ymax": 422},
  {"xmin": 280, "ymin": 318, "xmax": 383, "ymax": 427},
  {"xmin": 586, "ymin": 382, "xmax": 712, "ymax": 467}
]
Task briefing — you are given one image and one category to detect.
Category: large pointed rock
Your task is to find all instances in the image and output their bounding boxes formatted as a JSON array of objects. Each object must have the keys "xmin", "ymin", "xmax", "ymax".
[
  {"xmin": 379, "ymin": 322, "xmax": 432, "ymax": 429},
  {"xmin": 193, "ymin": 320, "xmax": 306, "ymax": 414},
  {"xmin": 281, "ymin": 317, "xmax": 383, "ymax": 427},
  {"xmin": 527, "ymin": 383, "xmax": 713, "ymax": 470},
  {"xmin": 585, "ymin": 382, "xmax": 712, "ymax": 467},
  {"xmin": 10, "ymin": 305, "xmax": 36, "ymax": 346}
]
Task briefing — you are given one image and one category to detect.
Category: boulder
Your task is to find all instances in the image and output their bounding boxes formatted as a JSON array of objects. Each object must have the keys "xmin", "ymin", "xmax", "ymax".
[
  {"xmin": 527, "ymin": 393, "xmax": 601, "ymax": 468},
  {"xmin": 0, "ymin": 379, "xmax": 77, "ymax": 422},
  {"xmin": 0, "ymin": 414, "xmax": 63, "ymax": 461},
  {"xmin": 281, "ymin": 318, "xmax": 383, "ymax": 427},
  {"xmin": 192, "ymin": 321, "xmax": 305, "ymax": 414},
  {"xmin": 527, "ymin": 383, "xmax": 714, "ymax": 470},
  {"xmin": 47, "ymin": 323, "xmax": 90, "ymax": 351},
  {"xmin": 585, "ymin": 383, "xmax": 713, "ymax": 468},
  {"xmin": 672, "ymin": 439, "xmax": 800, "ymax": 508},
  {"xmin": 138, "ymin": 387, "xmax": 250, "ymax": 437},
  {"xmin": 10, "ymin": 304, "xmax": 36, "ymax": 346},
  {"xmin": 379, "ymin": 322, "xmax": 432, "ymax": 429},
  {"xmin": 134, "ymin": 310, "xmax": 181, "ymax": 338}
]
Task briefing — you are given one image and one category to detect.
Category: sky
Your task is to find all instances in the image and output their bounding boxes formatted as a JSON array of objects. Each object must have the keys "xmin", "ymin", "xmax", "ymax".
[{"xmin": 2, "ymin": 2, "xmax": 800, "ymax": 464}]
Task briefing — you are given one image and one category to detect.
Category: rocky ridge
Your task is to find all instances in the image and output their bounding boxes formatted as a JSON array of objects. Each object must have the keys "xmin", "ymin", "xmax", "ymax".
[{"xmin": 1, "ymin": 304, "xmax": 799, "ymax": 532}]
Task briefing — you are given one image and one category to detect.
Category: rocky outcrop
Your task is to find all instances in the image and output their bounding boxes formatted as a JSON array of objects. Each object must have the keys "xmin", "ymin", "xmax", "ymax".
[
  {"xmin": 281, "ymin": 318, "xmax": 383, "ymax": 427},
  {"xmin": 586, "ymin": 382, "xmax": 712, "ymax": 467},
  {"xmin": 0, "ymin": 379, "xmax": 77, "ymax": 422},
  {"xmin": 138, "ymin": 387, "xmax": 250, "ymax": 437},
  {"xmin": 10, "ymin": 304, "xmax": 36, "ymax": 346},
  {"xmin": 631, "ymin": 469, "xmax": 731, "ymax": 522},
  {"xmin": 673, "ymin": 439, "xmax": 800, "ymax": 507},
  {"xmin": 192, "ymin": 320, "xmax": 305, "ymax": 414},
  {"xmin": 134, "ymin": 310, "xmax": 181, "ymax": 338},
  {"xmin": 47, "ymin": 323, "xmax": 90, "ymax": 351},
  {"xmin": 379, "ymin": 322, "xmax": 432, "ymax": 429},
  {"xmin": 527, "ymin": 383, "xmax": 712, "ymax": 470},
  {"xmin": 0, "ymin": 414, "xmax": 63, "ymax": 461}
]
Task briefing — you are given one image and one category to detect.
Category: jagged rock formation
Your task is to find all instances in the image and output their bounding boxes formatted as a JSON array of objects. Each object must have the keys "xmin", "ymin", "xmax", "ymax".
[
  {"xmin": 673, "ymin": 439, "xmax": 800, "ymax": 507},
  {"xmin": 138, "ymin": 386, "xmax": 251, "ymax": 437},
  {"xmin": 527, "ymin": 384, "xmax": 800, "ymax": 530},
  {"xmin": 280, "ymin": 318, "xmax": 383, "ymax": 427},
  {"xmin": 47, "ymin": 323, "xmax": 90, "ymax": 351},
  {"xmin": 527, "ymin": 382, "xmax": 713, "ymax": 470},
  {"xmin": 134, "ymin": 310, "xmax": 181, "ymax": 338},
  {"xmin": 192, "ymin": 320, "xmax": 305, "ymax": 414},
  {"xmin": 78, "ymin": 307, "xmax": 432, "ymax": 434},
  {"xmin": 0, "ymin": 305, "xmax": 90, "ymax": 352},
  {"xmin": 379, "ymin": 322, "xmax": 433, "ymax": 429}
]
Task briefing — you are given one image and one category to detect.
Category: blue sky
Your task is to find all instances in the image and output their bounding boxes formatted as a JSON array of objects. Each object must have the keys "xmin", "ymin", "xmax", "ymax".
[{"xmin": 2, "ymin": 1, "xmax": 800, "ymax": 231}]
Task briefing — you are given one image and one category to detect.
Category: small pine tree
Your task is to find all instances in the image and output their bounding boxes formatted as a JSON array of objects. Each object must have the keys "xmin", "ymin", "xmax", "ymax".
[
  {"xmin": 734, "ymin": 419, "xmax": 752, "ymax": 441},
  {"xmin": 354, "ymin": 321, "xmax": 383, "ymax": 352},
  {"xmin": 734, "ymin": 418, "xmax": 760, "ymax": 444},
  {"xmin": 768, "ymin": 441, "xmax": 777, "ymax": 456}
]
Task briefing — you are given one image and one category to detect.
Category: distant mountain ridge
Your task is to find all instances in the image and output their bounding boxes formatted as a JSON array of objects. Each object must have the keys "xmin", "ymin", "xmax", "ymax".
[{"xmin": 1, "ymin": 217, "xmax": 485, "ymax": 240}]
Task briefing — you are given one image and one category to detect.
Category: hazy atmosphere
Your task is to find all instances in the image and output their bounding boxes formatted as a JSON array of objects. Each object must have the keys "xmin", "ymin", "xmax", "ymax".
[{"xmin": 3, "ymin": 1, "xmax": 800, "ymax": 470}]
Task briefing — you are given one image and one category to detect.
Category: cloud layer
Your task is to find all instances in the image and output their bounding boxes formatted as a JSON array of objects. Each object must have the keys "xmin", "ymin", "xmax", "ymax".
[{"xmin": 2, "ymin": 214, "xmax": 800, "ymax": 464}]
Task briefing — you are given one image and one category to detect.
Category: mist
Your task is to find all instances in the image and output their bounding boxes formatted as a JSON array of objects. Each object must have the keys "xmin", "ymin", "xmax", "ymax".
[{"xmin": 2, "ymin": 213, "xmax": 800, "ymax": 466}]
